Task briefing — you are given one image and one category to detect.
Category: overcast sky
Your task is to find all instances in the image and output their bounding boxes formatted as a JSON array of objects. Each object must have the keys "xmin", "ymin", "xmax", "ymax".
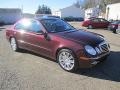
[{"xmin": 0, "ymin": 0, "xmax": 84, "ymax": 14}]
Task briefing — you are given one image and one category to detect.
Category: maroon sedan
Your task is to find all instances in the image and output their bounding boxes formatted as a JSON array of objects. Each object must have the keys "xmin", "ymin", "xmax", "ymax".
[
  {"xmin": 6, "ymin": 17, "xmax": 110, "ymax": 72},
  {"xmin": 82, "ymin": 18, "xmax": 110, "ymax": 29}
]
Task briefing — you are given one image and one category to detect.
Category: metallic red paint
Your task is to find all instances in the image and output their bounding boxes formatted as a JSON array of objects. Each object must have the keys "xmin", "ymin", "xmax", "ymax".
[
  {"xmin": 6, "ymin": 18, "xmax": 110, "ymax": 68},
  {"xmin": 82, "ymin": 18, "xmax": 110, "ymax": 28}
]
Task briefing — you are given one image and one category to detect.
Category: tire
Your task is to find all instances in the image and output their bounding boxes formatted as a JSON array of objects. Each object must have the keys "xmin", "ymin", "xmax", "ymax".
[
  {"xmin": 10, "ymin": 37, "xmax": 20, "ymax": 51},
  {"xmin": 113, "ymin": 29, "xmax": 117, "ymax": 34},
  {"xmin": 116, "ymin": 29, "xmax": 120, "ymax": 34},
  {"xmin": 88, "ymin": 25, "xmax": 93, "ymax": 29},
  {"xmin": 100, "ymin": 55, "xmax": 108, "ymax": 62},
  {"xmin": 57, "ymin": 49, "xmax": 78, "ymax": 72}
]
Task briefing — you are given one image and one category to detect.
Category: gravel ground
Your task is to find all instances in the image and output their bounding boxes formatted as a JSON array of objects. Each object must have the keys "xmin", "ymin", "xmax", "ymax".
[{"xmin": 0, "ymin": 23, "xmax": 120, "ymax": 90}]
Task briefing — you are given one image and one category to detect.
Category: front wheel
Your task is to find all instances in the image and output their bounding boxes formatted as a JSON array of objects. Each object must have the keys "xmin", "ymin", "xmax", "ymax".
[
  {"xmin": 57, "ymin": 49, "xmax": 78, "ymax": 72},
  {"xmin": 100, "ymin": 55, "xmax": 109, "ymax": 62},
  {"xmin": 10, "ymin": 37, "xmax": 20, "ymax": 51},
  {"xmin": 116, "ymin": 29, "xmax": 120, "ymax": 34},
  {"xmin": 113, "ymin": 29, "xmax": 117, "ymax": 33}
]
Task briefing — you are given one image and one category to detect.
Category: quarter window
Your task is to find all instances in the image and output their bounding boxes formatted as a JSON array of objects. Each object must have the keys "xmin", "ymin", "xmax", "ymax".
[
  {"xmin": 100, "ymin": 19, "xmax": 108, "ymax": 22},
  {"xmin": 92, "ymin": 19, "xmax": 99, "ymax": 22}
]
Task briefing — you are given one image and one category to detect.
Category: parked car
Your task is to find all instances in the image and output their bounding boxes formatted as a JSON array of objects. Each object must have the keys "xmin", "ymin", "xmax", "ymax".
[
  {"xmin": 108, "ymin": 20, "xmax": 120, "ymax": 33},
  {"xmin": 63, "ymin": 17, "xmax": 84, "ymax": 22},
  {"xmin": 115, "ymin": 24, "xmax": 120, "ymax": 34},
  {"xmin": 6, "ymin": 17, "xmax": 110, "ymax": 72},
  {"xmin": 82, "ymin": 18, "xmax": 110, "ymax": 29}
]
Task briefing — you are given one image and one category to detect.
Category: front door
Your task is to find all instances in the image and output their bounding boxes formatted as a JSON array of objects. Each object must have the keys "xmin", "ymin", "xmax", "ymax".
[
  {"xmin": 24, "ymin": 20, "xmax": 53, "ymax": 57},
  {"xmin": 99, "ymin": 18, "xmax": 109, "ymax": 28}
]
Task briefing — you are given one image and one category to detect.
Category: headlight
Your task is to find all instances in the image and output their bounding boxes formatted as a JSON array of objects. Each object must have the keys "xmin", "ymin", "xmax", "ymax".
[{"xmin": 85, "ymin": 45, "xmax": 96, "ymax": 55}]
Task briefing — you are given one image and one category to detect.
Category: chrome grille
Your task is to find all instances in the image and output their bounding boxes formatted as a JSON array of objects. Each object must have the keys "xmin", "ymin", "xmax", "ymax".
[{"xmin": 99, "ymin": 42, "xmax": 109, "ymax": 53}]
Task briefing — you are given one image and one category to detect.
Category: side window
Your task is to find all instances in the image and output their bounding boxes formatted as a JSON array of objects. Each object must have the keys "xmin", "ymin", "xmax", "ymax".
[
  {"xmin": 15, "ymin": 19, "xmax": 42, "ymax": 33},
  {"xmin": 15, "ymin": 23, "xmax": 23, "ymax": 30},
  {"xmin": 92, "ymin": 19, "xmax": 99, "ymax": 22},
  {"xmin": 27, "ymin": 20, "xmax": 42, "ymax": 33},
  {"xmin": 100, "ymin": 19, "xmax": 108, "ymax": 22},
  {"xmin": 41, "ymin": 20, "xmax": 56, "ymax": 32}
]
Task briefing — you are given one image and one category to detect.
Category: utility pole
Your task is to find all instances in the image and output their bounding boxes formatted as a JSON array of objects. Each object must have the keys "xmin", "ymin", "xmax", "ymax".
[
  {"xmin": 21, "ymin": 5, "xmax": 23, "ymax": 13},
  {"xmin": 20, "ymin": 0, "xmax": 23, "ymax": 18},
  {"xmin": 21, "ymin": 0, "xmax": 23, "ymax": 13}
]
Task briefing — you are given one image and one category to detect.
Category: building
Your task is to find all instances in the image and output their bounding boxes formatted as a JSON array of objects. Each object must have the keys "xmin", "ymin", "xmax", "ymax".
[
  {"xmin": 52, "ymin": 5, "xmax": 85, "ymax": 18},
  {"xmin": 23, "ymin": 13, "xmax": 35, "ymax": 18},
  {"xmin": 106, "ymin": 3, "xmax": 120, "ymax": 20},
  {"xmin": 85, "ymin": 6, "xmax": 101, "ymax": 20},
  {"xmin": 0, "ymin": 8, "xmax": 22, "ymax": 24}
]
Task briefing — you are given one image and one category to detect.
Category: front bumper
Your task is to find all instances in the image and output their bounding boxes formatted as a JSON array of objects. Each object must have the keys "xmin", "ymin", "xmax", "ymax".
[{"xmin": 79, "ymin": 51, "xmax": 110, "ymax": 68}]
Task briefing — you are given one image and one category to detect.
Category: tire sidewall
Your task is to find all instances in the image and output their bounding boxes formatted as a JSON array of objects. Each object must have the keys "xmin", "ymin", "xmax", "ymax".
[
  {"xmin": 116, "ymin": 29, "xmax": 120, "ymax": 34},
  {"xmin": 57, "ymin": 49, "xmax": 78, "ymax": 72},
  {"xmin": 113, "ymin": 29, "xmax": 116, "ymax": 33},
  {"xmin": 88, "ymin": 25, "xmax": 93, "ymax": 29},
  {"xmin": 10, "ymin": 37, "xmax": 19, "ymax": 51}
]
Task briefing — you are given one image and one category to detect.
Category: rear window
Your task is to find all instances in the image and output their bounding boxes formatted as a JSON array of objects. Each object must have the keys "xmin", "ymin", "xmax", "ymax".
[{"xmin": 112, "ymin": 21, "xmax": 120, "ymax": 24}]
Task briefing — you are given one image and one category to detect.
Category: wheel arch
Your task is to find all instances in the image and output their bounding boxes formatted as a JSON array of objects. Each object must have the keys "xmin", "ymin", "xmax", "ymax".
[
  {"xmin": 9, "ymin": 36, "xmax": 15, "ymax": 42},
  {"xmin": 55, "ymin": 47, "xmax": 77, "ymax": 61}
]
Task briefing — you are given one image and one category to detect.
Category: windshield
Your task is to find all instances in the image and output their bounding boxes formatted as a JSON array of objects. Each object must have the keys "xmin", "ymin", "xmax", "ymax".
[{"xmin": 41, "ymin": 19, "xmax": 75, "ymax": 33}]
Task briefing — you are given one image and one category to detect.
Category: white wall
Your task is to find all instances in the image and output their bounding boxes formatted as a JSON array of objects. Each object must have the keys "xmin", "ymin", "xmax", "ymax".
[
  {"xmin": 85, "ymin": 7, "xmax": 101, "ymax": 20},
  {"xmin": 52, "ymin": 5, "xmax": 85, "ymax": 18},
  {"xmin": 52, "ymin": 11, "xmax": 61, "ymax": 17},
  {"xmin": 0, "ymin": 12, "xmax": 22, "ymax": 24},
  {"xmin": 107, "ymin": 3, "xmax": 120, "ymax": 20},
  {"xmin": 60, "ymin": 5, "xmax": 85, "ymax": 18},
  {"xmin": 85, "ymin": 8, "xmax": 92, "ymax": 20}
]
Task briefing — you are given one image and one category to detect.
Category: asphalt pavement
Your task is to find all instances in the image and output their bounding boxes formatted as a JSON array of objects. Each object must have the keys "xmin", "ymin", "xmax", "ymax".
[{"xmin": 0, "ymin": 24, "xmax": 120, "ymax": 90}]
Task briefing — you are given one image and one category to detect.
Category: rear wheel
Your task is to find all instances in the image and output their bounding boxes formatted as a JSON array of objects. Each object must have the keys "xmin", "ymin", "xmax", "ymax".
[
  {"xmin": 10, "ymin": 37, "xmax": 20, "ymax": 51},
  {"xmin": 88, "ymin": 25, "xmax": 93, "ymax": 29},
  {"xmin": 57, "ymin": 49, "xmax": 78, "ymax": 72}
]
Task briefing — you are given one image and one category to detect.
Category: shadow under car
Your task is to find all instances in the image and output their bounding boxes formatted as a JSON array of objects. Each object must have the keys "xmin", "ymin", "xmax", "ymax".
[{"xmin": 18, "ymin": 49, "xmax": 120, "ymax": 82}]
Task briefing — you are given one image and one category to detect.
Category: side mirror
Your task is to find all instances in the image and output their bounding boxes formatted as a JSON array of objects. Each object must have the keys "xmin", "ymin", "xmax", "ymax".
[
  {"xmin": 44, "ymin": 32, "xmax": 51, "ymax": 41},
  {"xmin": 35, "ymin": 30, "xmax": 44, "ymax": 35}
]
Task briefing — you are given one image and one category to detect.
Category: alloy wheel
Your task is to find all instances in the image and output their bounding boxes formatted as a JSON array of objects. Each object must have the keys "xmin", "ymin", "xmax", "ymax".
[
  {"xmin": 10, "ymin": 38, "xmax": 17, "ymax": 51},
  {"xmin": 88, "ymin": 25, "xmax": 93, "ymax": 29},
  {"xmin": 58, "ymin": 50, "xmax": 75, "ymax": 71},
  {"xmin": 116, "ymin": 29, "xmax": 120, "ymax": 34}
]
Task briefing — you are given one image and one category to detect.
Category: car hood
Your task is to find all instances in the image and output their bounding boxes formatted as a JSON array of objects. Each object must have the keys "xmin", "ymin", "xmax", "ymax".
[{"xmin": 56, "ymin": 30, "xmax": 104, "ymax": 46}]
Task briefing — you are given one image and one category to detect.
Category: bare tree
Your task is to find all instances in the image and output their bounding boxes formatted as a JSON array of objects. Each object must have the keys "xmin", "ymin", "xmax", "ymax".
[{"xmin": 83, "ymin": 0, "xmax": 120, "ymax": 9}]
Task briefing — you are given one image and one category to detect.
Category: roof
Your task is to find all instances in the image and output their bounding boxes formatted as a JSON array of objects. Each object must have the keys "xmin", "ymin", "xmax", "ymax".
[
  {"xmin": 0, "ymin": 8, "xmax": 22, "ymax": 13},
  {"xmin": 35, "ymin": 15, "xmax": 60, "ymax": 20}
]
